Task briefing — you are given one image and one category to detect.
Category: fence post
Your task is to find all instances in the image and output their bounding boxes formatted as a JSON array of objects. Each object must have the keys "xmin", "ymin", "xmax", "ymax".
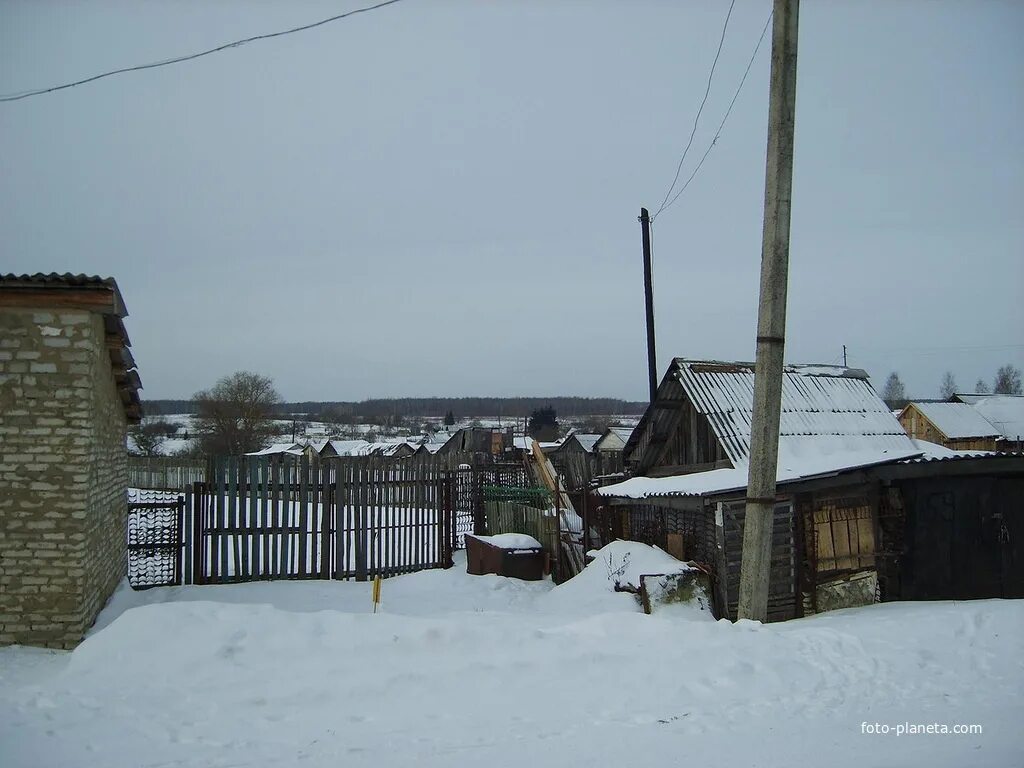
[{"xmin": 355, "ymin": 458, "xmax": 368, "ymax": 582}]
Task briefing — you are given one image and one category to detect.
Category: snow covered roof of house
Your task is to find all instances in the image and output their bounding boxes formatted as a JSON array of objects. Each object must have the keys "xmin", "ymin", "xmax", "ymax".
[
  {"xmin": 605, "ymin": 359, "xmax": 923, "ymax": 500},
  {"xmin": 610, "ymin": 426, "xmax": 634, "ymax": 442},
  {"xmin": 597, "ymin": 446, "xmax": 921, "ymax": 500},
  {"xmin": 247, "ymin": 442, "xmax": 304, "ymax": 456},
  {"xmin": 574, "ymin": 433, "xmax": 602, "ymax": 453},
  {"xmin": 513, "ymin": 436, "xmax": 560, "ymax": 451},
  {"xmin": 952, "ymin": 394, "xmax": 1024, "ymax": 441},
  {"xmin": 903, "ymin": 402, "xmax": 1000, "ymax": 439},
  {"xmin": 322, "ymin": 439, "xmax": 370, "ymax": 456},
  {"xmin": 668, "ymin": 359, "xmax": 914, "ymax": 465}
]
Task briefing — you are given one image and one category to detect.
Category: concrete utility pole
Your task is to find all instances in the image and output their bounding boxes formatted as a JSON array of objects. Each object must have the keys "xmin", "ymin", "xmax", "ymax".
[
  {"xmin": 738, "ymin": 0, "xmax": 800, "ymax": 622},
  {"xmin": 639, "ymin": 207, "xmax": 658, "ymax": 404}
]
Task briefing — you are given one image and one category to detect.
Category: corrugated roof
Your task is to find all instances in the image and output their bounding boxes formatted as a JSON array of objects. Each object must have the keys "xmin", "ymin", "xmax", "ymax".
[
  {"xmin": 905, "ymin": 402, "xmax": 1000, "ymax": 439},
  {"xmin": 673, "ymin": 359, "xmax": 914, "ymax": 466},
  {"xmin": 953, "ymin": 395, "xmax": 1024, "ymax": 442},
  {"xmin": 598, "ymin": 446, "xmax": 922, "ymax": 499}
]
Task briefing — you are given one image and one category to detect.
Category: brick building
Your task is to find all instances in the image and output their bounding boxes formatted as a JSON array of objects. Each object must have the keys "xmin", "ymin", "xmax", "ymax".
[{"xmin": 0, "ymin": 274, "xmax": 141, "ymax": 648}]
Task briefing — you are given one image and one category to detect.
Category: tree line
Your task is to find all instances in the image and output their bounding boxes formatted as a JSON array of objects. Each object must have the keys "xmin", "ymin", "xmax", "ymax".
[
  {"xmin": 880, "ymin": 364, "xmax": 1022, "ymax": 409},
  {"xmin": 142, "ymin": 395, "xmax": 649, "ymax": 419}
]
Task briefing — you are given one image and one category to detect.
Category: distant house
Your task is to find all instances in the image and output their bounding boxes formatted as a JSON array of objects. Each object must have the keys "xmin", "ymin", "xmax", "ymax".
[
  {"xmin": 318, "ymin": 439, "xmax": 371, "ymax": 458},
  {"xmin": 318, "ymin": 439, "xmax": 416, "ymax": 458},
  {"xmin": 594, "ymin": 426, "xmax": 633, "ymax": 455},
  {"xmin": 592, "ymin": 426, "xmax": 633, "ymax": 476},
  {"xmin": 597, "ymin": 358, "xmax": 1024, "ymax": 621},
  {"xmin": 898, "ymin": 401, "xmax": 1000, "ymax": 451},
  {"xmin": 437, "ymin": 427, "xmax": 514, "ymax": 456},
  {"xmin": 0, "ymin": 273, "xmax": 142, "ymax": 648},
  {"xmin": 949, "ymin": 393, "xmax": 1024, "ymax": 452}
]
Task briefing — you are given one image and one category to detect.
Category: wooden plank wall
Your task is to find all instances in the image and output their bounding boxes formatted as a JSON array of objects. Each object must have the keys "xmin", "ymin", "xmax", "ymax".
[{"xmin": 720, "ymin": 499, "xmax": 798, "ymax": 622}]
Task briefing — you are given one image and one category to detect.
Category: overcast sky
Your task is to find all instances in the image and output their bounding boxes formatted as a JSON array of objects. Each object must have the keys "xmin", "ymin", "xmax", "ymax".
[{"xmin": 2, "ymin": 0, "xmax": 1021, "ymax": 403}]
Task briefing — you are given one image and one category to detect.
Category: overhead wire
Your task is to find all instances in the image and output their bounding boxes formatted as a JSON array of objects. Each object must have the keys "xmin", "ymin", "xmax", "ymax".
[
  {"xmin": 0, "ymin": 0, "xmax": 407, "ymax": 103},
  {"xmin": 655, "ymin": 9, "xmax": 773, "ymax": 219},
  {"xmin": 653, "ymin": 0, "xmax": 737, "ymax": 219}
]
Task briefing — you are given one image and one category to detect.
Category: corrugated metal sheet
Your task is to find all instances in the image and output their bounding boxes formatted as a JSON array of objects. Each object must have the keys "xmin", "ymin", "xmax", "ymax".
[
  {"xmin": 673, "ymin": 359, "xmax": 914, "ymax": 465},
  {"xmin": 908, "ymin": 402, "xmax": 1000, "ymax": 439}
]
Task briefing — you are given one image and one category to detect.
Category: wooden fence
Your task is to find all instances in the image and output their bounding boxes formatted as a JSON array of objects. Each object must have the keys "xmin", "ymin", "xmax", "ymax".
[
  {"xmin": 129, "ymin": 456, "xmax": 206, "ymax": 490},
  {"xmin": 128, "ymin": 453, "xmax": 532, "ymax": 587}
]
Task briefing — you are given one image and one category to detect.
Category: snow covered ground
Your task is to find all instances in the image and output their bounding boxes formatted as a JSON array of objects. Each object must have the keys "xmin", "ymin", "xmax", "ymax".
[{"xmin": 1, "ymin": 545, "xmax": 1021, "ymax": 768}]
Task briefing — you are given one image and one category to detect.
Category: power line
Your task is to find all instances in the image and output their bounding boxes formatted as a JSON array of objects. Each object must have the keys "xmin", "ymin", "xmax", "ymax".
[
  {"xmin": 655, "ymin": 9, "xmax": 772, "ymax": 219},
  {"xmin": 653, "ymin": 0, "xmax": 737, "ymax": 218},
  {"xmin": 0, "ymin": 0, "xmax": 407, "ymax": 103}
]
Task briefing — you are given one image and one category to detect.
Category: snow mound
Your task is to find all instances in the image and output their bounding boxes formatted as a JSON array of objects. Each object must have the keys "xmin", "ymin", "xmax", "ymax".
[{"xmin": 541, "ymin": 540, "xmax": 696, "ymax": 615}]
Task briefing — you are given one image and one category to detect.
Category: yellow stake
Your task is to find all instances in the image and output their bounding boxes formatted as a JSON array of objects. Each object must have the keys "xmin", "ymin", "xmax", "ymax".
[{"xmin": 372, "ymin": 575, "xmax": 382, "ymax": 613}]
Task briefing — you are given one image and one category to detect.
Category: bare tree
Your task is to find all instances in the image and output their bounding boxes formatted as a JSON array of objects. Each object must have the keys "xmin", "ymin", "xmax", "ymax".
[
  {"xmin": 192, "ymin": 371, "xmax": 282, "ymax": 456},
  {"xmin": 993, "ymin": 364, "xmax": 1023, "ymax": 395},
  {"xmin": 128, "ymin": 422, "xmax": 167, "ymax": 456},
  {"xmin": 880, "ymin": 372, "xmax": 907, "ymax": 410},
  {"xmin": 939, "ymin": 371, "xmax": 957, "ymax": 400},
  {"xmin": 975, "ymin": 378, "xmax": 991, "ymax": 394}
]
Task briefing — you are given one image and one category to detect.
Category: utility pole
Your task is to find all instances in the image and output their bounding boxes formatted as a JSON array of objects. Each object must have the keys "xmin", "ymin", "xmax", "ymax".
[
  {"xmin": 640, "ymin": 207, "xmax": 658, "ymax": 404},
  {"xmin": 738, "ymin": 0, "xmax": 800, "ymax": 622},
  {"xmin": 842, "ymin": 345, "xmax": 847, "ymax": 367}
]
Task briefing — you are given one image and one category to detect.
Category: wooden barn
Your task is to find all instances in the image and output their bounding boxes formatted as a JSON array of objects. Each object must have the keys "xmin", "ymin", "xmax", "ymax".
[
  {"xmin": 949, "ymin": 393, "xmax": 1024, "ymax": 452},
  {"xmin": 897, "ymin": 401, "xmax": 1000, "ymax": 451},
  {"xmin": 595, "ymin": 359, "xmax": 1024, "ymax": 622}
]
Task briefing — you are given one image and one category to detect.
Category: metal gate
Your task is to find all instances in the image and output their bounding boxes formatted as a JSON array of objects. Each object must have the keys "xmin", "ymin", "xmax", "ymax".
[{"xmin": 127, "ymin": 490, "xmax": 185, "ymax": 589}]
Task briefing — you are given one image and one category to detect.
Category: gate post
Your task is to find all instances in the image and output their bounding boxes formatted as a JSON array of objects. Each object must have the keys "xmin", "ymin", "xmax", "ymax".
[
  {"xmin": 440, "ymin": 472, "xmax": 455, "ymax": 569},
  {"xmin": 472, "ymin": 454, "xmax": 487, "ymax": 537},
  {"xmin": 192, "ymin": 481, "xmax": 205, "ymax": 585}
]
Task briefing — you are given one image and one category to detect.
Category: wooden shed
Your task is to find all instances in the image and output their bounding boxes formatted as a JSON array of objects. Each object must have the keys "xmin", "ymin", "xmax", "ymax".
[
  {"xmin": 898, "ymin": 401, "xmax": 1000, "ymax": 451},
  {"xmin": 597, "ymin": 358, "xmax": 922, "ymax": 622}
]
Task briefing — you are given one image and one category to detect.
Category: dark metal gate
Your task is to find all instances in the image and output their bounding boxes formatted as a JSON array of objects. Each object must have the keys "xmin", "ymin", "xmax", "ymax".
[{"xmin": 127, "ymin": 490, "xmax": 185, "ymax": 589}]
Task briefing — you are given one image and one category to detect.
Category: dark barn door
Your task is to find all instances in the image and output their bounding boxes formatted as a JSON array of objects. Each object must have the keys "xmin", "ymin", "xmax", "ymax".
[{"xmin": 902, "ymin": 476, "xmax": 1022, "ymax": 600}]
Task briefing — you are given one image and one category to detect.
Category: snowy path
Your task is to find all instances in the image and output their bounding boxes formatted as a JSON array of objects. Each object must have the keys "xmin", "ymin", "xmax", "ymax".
[{"xmin": 1, "ymin": 552, "xmax": 1022, "ymax": 767}]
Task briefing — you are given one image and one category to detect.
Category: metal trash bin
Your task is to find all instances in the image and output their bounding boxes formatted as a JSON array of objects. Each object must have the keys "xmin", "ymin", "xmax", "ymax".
[{"xmin": 465, "ymin": 534, "xmax": 546, "ymax": 581}]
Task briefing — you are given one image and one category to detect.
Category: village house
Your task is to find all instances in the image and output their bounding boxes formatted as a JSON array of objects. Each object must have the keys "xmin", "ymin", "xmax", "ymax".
[
  {"xmin": 949, "ymin": 393, "xmax": 1024, "ymax": 452},
  {"xmin": 897, "ymin": 401, "xmax": 1001, "ymax": 451},
  {"xmin": 0, "ymin": 274, "xmax": 141, "ymax": 648},
  {"xmin": 595, "ymin": 358, "xmax": 1024, "ymax": 622}
]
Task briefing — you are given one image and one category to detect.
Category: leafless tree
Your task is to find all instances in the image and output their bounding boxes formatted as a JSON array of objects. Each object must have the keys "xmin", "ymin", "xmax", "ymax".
[
  {"xmin": 128, "ymin": 422, "xmax": 166, "ymax": 456},
  {"xmin": 192, "ymin": 371, "xmax": 282, "ymax": 456},
  {"xmin": 975, "ymin": 378, "xmax": 991, "ymax": 394},
  {"xmin": 993, "ymin": 364, "xmax": 1022, "ymax": 395},
  {"xmin": 881, "ymin": 372, "xmax": 907, "ymax": 410},
  {"xmin": 939, "ymin": 371, "xmax": 957, "ymax": 400}
]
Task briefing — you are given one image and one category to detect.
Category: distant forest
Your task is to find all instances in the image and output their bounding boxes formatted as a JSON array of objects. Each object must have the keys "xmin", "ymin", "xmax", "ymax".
[{"xmin": 142, "ymin": 397, "xmax": 648, "ymax": 419}]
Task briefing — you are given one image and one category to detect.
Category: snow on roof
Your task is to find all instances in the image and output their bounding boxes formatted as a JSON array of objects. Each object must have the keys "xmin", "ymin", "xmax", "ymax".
[
  {"xmin": 905, "ymin": 402, "xmax": 1000, "ymax": 439},
  {"xmin": 323, "ymin": 439, "xmax": 371, "ymax": 456},
  {"xmin": 597, "ymin": 446, "xmax": 922, "ymax": 499},
  {"xmin": 513, "ymin": 436, "xmax": 560, "ymax": 451},
  {"xmin": 610, "ymin": 427, "xmax": 634, "ymax": 442},
  {"xmin": 903, "ymin": 439, "xmax": 997, "ymax": 461},
  {"xmin": 954, "ymin": 395, "xmax": 1024, "ymax": 441},
  {"xmin": 671, "ymin": 359, "xmax": 915, "ymax": 465},
  {"xmin": 574, "ymin": 433, "xmax": 602, "ymax": 453},
  {"xmin": 247, "ymin": 443, "xmax": 304, "ymax": 456}
]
